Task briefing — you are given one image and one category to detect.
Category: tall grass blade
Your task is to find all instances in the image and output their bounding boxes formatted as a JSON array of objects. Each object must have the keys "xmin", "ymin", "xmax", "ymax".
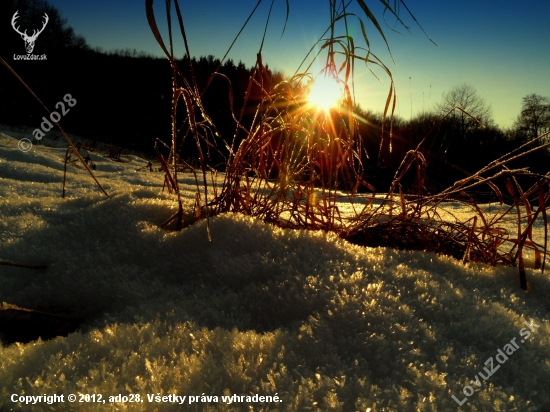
[{"xmin": 0, "ymin": 57, "xmax": 108, "ymax": 198}]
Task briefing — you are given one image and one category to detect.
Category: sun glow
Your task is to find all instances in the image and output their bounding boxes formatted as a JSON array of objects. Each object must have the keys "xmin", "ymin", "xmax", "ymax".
[{"xmin": 308, "ymin": 75, "xmax": 342, "ymax": 112}]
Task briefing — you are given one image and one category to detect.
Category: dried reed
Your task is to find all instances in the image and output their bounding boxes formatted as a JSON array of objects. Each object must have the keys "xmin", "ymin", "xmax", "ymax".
[{"xmin": 146, "ymin": 1, "xmax": 549, "ymax": 290}]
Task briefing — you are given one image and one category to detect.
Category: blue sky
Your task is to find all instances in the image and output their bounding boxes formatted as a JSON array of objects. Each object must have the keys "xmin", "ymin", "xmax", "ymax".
[{"xmin": 45, "ymin": 0, "xmax": 550, "ymax": 128}]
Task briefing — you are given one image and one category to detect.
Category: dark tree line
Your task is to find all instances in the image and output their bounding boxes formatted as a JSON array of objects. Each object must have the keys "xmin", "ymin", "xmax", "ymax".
[
  {"xmin": 0, "ymin": 0, "xmax": 283, "ymax": 156},
  {"xmin": 354, "ymin": 86, "xmax": 550, "ymax": 194},
  {"xmin": 1, "ymin": 49, "xmax": 282, "ymax": 155}
]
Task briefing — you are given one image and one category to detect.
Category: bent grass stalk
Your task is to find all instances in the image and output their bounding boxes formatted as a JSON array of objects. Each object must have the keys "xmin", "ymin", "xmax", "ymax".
[{"xmin": 0, "ymin": 56, "xmax": 108, "ymax": 198}]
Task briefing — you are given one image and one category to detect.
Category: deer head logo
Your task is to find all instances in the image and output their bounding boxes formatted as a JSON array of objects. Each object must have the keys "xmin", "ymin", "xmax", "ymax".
[{"xmin": 11, "ymin": 11, "xmax": 49, "ymax": 54}]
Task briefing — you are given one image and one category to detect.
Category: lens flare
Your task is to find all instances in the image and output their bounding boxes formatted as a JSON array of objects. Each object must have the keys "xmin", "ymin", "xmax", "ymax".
[{"xmin": 308, "ymin": 75, "xmax": 342, "ymax": 112}]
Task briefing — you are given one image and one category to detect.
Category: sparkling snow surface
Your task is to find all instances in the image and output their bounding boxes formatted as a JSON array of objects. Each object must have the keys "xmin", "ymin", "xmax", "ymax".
[{"xmin": 1, "ymin": 127, "xmax": 549, "ymax": 411}]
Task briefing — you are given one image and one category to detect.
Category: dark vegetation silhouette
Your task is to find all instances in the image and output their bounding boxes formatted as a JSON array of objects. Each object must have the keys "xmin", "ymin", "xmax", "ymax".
[
  {"xmin": 513, "ymin": 93, "xmax": 550, "ymax": 142},
  {"xmin": 357, "ymin": 101, "xmax": 550, "ymax": 194}
]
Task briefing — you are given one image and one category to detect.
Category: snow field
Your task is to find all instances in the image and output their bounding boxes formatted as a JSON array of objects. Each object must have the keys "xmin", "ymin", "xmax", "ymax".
[{"xmin": 1, "ymin": 129, "xmax": 549, "ymax": 411}]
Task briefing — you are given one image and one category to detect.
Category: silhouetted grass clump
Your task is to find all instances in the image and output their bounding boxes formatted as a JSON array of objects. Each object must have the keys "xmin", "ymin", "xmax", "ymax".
[
  {"xmin": 143, "ymin": 0, "xmax": 549, "ymax": 291},
  {"xmin": 2, "ymin": 0, "xmax": 547, "ymax": 290}
]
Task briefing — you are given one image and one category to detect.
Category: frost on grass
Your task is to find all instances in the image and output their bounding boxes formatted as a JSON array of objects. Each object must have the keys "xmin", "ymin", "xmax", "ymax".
[{"xmin": 1, "ymin": 129, "xmax": 550, "ymax": 411}]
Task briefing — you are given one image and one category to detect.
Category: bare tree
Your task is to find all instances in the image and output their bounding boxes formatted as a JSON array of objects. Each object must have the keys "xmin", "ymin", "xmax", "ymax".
[
  {"xmin": 514, "ymin": 93, "xmax": 550, "ymax": 142},
  {"xmin": 436, "ymin": 84, "xmax": 493, "ymax": 140}
]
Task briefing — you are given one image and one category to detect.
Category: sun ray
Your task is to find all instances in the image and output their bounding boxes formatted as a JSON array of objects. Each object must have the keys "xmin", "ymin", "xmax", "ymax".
[{"xmin": 308, "ymin": 74, "xmax": 343, "ymax": 112}]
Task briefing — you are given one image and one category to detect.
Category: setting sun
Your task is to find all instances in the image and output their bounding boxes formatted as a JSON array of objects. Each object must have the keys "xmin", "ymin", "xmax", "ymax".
[{"xmin": 308, "ymin": 75, "xmax": 342, "ymax": 112}]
